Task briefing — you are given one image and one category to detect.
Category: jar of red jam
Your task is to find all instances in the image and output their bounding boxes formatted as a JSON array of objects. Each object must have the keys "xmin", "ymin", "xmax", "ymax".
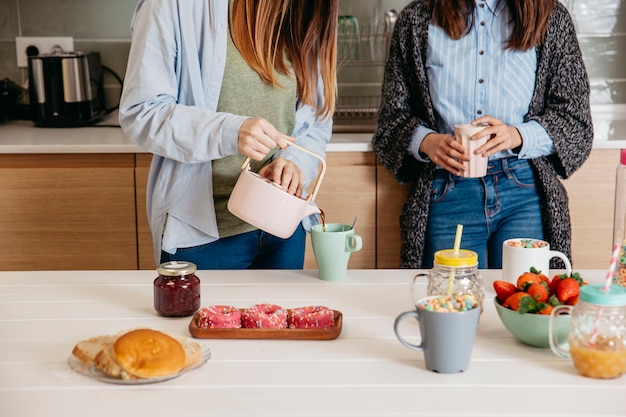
[{"xmin": 153, "ymin": 261, "xmax": 201, "ymax": 317}]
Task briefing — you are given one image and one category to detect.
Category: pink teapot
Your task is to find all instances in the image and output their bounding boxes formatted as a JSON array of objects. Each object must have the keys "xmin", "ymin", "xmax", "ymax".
[{"xmin": 227, "ymin": 142, "xmax": 326, "ymax": 239}]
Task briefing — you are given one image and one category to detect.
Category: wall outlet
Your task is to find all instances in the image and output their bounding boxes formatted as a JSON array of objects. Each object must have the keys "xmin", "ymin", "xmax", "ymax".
[{"xmin": 15, "ymin": 36, "xmax": 74, "ymax": 68}]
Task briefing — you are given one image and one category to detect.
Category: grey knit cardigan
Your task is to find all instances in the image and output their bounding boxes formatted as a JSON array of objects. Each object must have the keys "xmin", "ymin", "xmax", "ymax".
[{"xmin": 372, "ymin": 0, "xmax": 593, "ymax": 268}]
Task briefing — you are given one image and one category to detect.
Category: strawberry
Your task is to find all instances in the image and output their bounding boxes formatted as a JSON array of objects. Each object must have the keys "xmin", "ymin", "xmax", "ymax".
[
  {"xmin": 548, "ymin": 274, "xmax": 563, "ymax": 296},
  {"xmin": 547, "ymin": 294, "xmax": 561, "ymax": 307},
  {"xmin": 556, "ymin": 277, "xmax": 580, "ymax": 303},
  {"xmin": 518, "ymin": 294, "xmax": 540, "ymax": 314},
  {"xmin": 527, "ymin": 282, "xmax": 549, "ymax": 303},
  {"xmin": 493, "ymin": 280, "xmax": 517, "ymax": 303},
  {"xmin": 566, "ymin": 294, "xmax": 580, "ymax": 306},
  {"xmin": 529, "ymin": 266, "xmax": 550, "ymax": 283},
  {"xmin": 516, "ymin": 272, "xmax": 542, "ymax": 291},
  {"xmin": 537, "ymin": 303, "xmax": 554, "ymax": 315},
  {"xmin": 503, "ymin": 291, "xmax": 530, "ymax": 311},
  {"xmin": 569, "ymin": 272, "xmax": 585, "ymax": 286}
]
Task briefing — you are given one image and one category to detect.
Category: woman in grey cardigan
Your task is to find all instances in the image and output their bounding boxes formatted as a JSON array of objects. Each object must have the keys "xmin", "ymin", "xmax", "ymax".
[{"xmin": 372, "ymin": 0, "xmax": 593, "ymax": 269}]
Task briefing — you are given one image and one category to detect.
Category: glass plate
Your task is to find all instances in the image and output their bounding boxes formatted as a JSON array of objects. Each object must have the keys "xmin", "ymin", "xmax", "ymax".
[{"xmin": 68, "ymin": 347, "xmax": 211, "ymax": 385}]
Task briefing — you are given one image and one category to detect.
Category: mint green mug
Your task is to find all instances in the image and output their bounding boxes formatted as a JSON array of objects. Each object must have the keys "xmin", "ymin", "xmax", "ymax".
[{"xmin": 311, "ymin": 223, "xmax": 362, "ymax": 281}]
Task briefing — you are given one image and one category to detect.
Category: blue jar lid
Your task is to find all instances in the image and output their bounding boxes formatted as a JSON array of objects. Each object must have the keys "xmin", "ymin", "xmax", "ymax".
[{"xmin": 579, "ymin": 284, "xmax": 626, "ymax": 306}]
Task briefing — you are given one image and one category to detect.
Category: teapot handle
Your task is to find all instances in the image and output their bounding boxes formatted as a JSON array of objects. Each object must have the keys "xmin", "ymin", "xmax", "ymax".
[{"xmin": 239, "ymin": 139, "xmax": 327, "ymax": 202}]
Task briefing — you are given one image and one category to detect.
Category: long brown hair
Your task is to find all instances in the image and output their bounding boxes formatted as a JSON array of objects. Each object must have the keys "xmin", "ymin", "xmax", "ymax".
[
  {"xmin": 230, "ymin": 0, "xmax": 338, "ymax": 117},
  {"xmin": 431, "ymin": 0, "xmax": 556, "ymax": 51}
]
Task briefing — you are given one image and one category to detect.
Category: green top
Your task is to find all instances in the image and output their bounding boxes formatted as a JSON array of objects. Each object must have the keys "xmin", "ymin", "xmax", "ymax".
[
  {"xmin": 580, "ymin": 284, "xmax": 626, "ymax": 306},
  {"xmin": 213, "ymin": 32, "xmax": 297, "ymax": 237}
]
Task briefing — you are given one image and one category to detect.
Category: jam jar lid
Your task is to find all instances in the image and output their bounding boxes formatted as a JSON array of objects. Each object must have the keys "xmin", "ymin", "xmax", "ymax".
[
  {"xmin": 434, "ymin": 249, "xmax": 478, "ymax": 267},
  {"xmin": 580, "ymin": 284, "xmax": 626, "ymax": 306},
  {"xmin": 157, "ymin": 261, "xmax": 197, "ymax": 276}
]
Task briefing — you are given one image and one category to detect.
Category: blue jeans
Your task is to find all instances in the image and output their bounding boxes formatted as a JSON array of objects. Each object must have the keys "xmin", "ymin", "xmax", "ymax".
[
  {"xmin": 160, "ymin": 225, "xmax": 306, "ymax": 269},
  {"xmin": 423, "ymin": 157, "xmax": 544, "ymax": 269}
]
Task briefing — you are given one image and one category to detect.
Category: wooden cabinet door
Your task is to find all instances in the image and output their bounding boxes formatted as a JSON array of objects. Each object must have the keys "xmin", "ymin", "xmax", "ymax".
[
  {"xmin": 304, "ymin": 152, "xmax": 377, "ymax": 269},
  {"xmin": 563, "ymin": 148, "xmax": 619, "ymax": 269},
  {"xmin": 0, "ymin": 154, "xmax": 137, "ymax": 270},
  {"xmin": 135, "ymin": 154, "xmax": 155, "ymax": 270},
  {"xmin": 376, "ymin": 162, "xmax": 409, "ymax": 268}
]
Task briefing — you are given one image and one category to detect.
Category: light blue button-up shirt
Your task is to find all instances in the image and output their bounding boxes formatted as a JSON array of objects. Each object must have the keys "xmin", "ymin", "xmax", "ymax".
[
  {"xmin": 409, "ymin": 0, "xmax": 554, "ymax": 162},
  {"xmin": 119, "ymin": 0, "xmax": 332, "ymax": 261}
]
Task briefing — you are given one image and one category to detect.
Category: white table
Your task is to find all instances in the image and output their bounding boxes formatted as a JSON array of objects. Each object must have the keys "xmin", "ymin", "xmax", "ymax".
[{"xmin": 1, "ymin": 269, "xmax": 624, "ymax": 417}]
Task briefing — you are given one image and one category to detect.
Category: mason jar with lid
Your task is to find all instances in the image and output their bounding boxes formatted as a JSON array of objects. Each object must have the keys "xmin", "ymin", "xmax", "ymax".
[
  {"xmin": 413, "ymin": 249, "xmax": 484, "ymax": 311},
  {"xmin": 153, "ymin": 261, "xmax": 201, "ymax": 317},
  {"xmin": 549, "ymin": 284, "xmax": 626, "ymax": 379}
]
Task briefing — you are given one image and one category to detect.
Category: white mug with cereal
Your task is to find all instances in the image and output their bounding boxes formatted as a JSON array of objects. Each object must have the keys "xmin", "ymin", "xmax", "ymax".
[{"xmin": 501, "ymin": 238, "xmax": 572, "ymax": 282}]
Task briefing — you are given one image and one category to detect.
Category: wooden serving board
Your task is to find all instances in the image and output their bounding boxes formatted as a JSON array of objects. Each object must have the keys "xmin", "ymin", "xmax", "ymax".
[{"xmin": 188, "ymin": 309, "xmax": 342, "ymax": 340}]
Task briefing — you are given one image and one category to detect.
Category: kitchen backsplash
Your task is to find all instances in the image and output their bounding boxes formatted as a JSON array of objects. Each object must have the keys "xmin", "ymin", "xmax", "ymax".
[{"xmin": 0, "ymin": 0, "xmax": 624, "ymax": 112}]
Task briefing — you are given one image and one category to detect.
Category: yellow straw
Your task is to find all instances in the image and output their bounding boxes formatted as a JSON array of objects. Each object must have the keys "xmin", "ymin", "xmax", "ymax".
[
  {"xmin": 447, "ymin": 224, "xmax": 463, "ymax": 295},
  {"xmin": 453, "ymin": 224, "xmax": 463, "ymax": 254}
]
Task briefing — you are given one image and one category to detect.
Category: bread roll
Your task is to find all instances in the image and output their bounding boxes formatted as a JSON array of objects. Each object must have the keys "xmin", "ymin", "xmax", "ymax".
[
  {"xmin": 112, "ymin": 329, "xmax": 186, "ymax": 378},
  {"xmin": 73, "ymin": 328, "xmax": 202, "ymax": 380}
]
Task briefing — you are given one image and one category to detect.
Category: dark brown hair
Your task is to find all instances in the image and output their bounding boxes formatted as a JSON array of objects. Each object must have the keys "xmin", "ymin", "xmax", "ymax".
[
  {"xmin": 430, "ymin": 0, "xmax": 556, "ymax": 51},
  {"xmin": 230, "ymin": 0, "xmax": 339, "ymax": 117}
]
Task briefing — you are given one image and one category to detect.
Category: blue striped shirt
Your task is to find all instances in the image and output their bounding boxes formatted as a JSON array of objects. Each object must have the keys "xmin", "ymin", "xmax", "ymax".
[{"xmin": 409, "ymin": 0, "xmax": 554, "ymax": 162}]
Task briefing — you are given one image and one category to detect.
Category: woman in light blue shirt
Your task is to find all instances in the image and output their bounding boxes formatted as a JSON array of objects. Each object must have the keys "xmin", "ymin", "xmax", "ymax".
[
  {"xmin": 119, "ymin": 0, "xmax": 339, "ymax": 269},
  {"xmin": 373, "ymin": 0, "xmax": 593, "ymax": 269}
]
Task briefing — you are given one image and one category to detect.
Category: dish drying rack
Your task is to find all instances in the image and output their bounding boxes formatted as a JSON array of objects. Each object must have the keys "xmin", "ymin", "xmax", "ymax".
[
  {"xmin": 334, "ymin": 26, "xmax": 389, "ymax": 131},
  {"xmin": 337, "ymin": 26, "xmax": 391, "ymax": 65},
  {"xmin": 334, "ymin": 95, "xmax": 380, "ymax": 120}
]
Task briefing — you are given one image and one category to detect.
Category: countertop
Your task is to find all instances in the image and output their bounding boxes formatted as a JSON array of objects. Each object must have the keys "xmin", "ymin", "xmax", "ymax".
[
  {"xmin": 0, "ymin": 115, "xmax": 373, "ymax": 154},
  {"xmin": 1, "ymin": 105, "xmax": 625, "ymax": 154},
  {"xmin": 1, "ymin": 268, "xmax": 623, "ymax": 417}
]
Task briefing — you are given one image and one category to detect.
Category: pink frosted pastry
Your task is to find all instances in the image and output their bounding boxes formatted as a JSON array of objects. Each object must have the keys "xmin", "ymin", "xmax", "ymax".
[
  {"xmin": 288, "ymin": 306, "xmax": 335, "ymax": 329},
  {"xmin": 197, "ymin": 305, "xmax": 242, "ymax": 329},
  {"xmin": 242, "ymin": 304, "xmax": 288, "ymax": 329}
]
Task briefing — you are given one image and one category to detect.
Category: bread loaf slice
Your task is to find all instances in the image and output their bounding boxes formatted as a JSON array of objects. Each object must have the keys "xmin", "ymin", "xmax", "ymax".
[
  {"xmin": 94, "ymin": 343, "xmax": 137, "ymax": 380},
  {"xmin": 71, "ymin": 334, "xmax": 117, "ymax": 367},
  {"xmin": 177, "ymin": 336, "xmax": 202, "ymax": 368}
]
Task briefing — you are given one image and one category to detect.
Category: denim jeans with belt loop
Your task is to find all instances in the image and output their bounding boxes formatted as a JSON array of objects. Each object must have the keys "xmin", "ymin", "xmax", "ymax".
[
  {"xmin": 160, "ymin": 224, "xmax": 307, "ymax": 269},
  {"xmin": 423, "ymin": 157, "xmax": 544, "ymax": 269}
]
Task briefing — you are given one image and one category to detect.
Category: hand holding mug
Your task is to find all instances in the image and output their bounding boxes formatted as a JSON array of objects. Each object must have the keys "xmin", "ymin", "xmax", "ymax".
[{"xmin": 454, "ymin": 124, "xmax": 489, "ymax": 178}]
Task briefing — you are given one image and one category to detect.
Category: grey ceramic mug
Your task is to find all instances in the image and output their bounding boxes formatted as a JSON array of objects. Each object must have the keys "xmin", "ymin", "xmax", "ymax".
[{"xmin": 394, "ymin": 297, "xmax": 480, "ymax": 373}]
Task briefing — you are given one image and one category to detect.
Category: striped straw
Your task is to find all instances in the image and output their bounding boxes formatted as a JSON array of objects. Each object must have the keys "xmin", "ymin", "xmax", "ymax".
[
  {"xmin": 604, "ymin": 243, "xmax": 621, "ymax": 291},
  {"xmin": 590, "ymin": 243, "xmax": 622, "ymax": 345}
]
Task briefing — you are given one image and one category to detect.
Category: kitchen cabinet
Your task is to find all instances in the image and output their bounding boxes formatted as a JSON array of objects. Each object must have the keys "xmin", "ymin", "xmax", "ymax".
[
  {"xmin": 376, "ymin": 161, "xmax": 408, "ymax": 268},
  {"xmin": 134, "ymin": 152, "xmax": 377, "ymax": 271},
  {"xmin": 564, "ymin": 148, "xmax": 619, "ymax": 269},
  {"xmin": 0, "ymin": 154, "xmax": 137, "ymax": 270},
  {"xmin": 135, "ymin": 154, "xmax": 154, "ymax": 270},
  {"xmin": 0, "ymin": 148, "xmax": 616, "ymax": 271},
  {"xmin": 374, "ymin": 149, "xmax": 620, "ymax": 270}
]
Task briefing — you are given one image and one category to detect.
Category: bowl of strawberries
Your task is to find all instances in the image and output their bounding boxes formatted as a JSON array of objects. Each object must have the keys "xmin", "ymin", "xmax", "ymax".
[{"xmin": 493, "ymin": 268, "xmax": 585, "ymax": 347}]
